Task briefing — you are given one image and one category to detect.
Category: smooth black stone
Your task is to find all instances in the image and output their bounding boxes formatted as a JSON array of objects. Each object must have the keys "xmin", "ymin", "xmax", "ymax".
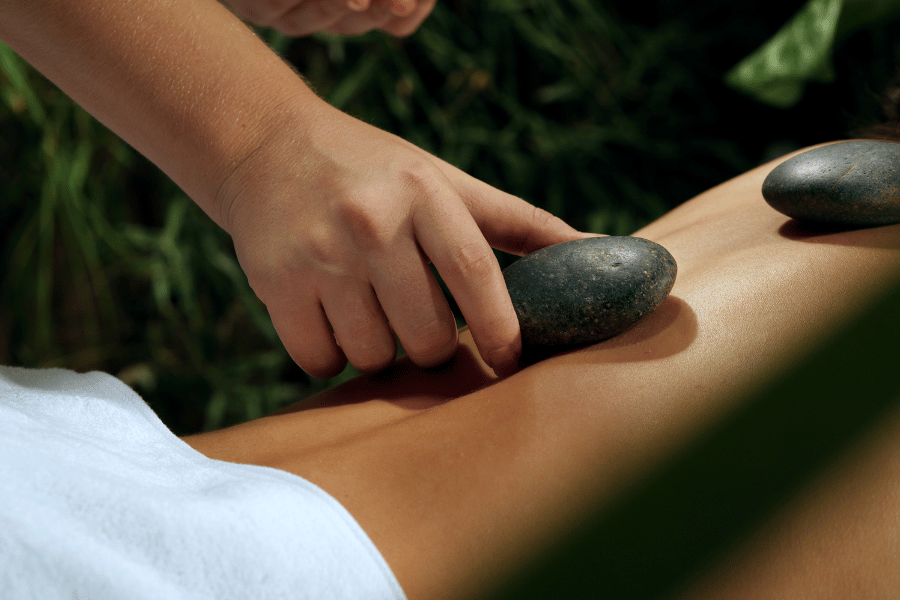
[
  {"xmin": 762, "ymin": 141, "xmax": 900, "ymax": 226},
  {"xmin": 503, "ymin": 236, "xmax": 677, "ymax": 350}
]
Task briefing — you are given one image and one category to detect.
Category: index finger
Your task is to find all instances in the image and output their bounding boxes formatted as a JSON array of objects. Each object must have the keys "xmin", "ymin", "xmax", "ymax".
[{"xmin": 413, "ymin": 193, "xmax": 522, "ymax": 376}]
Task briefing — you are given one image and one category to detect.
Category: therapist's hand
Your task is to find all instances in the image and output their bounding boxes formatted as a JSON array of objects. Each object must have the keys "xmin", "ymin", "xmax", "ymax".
[
  {"xmin": 219, "ymin": 102, "xmax": 588, "ymax": 378},
  {"xmin": 224, "ymin": 0, "xmax": 436, "ymax": 37}
]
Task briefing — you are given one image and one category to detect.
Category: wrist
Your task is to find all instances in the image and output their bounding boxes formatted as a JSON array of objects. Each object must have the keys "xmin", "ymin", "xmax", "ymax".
[
  {"xmin": 214, "ymin": 92, "xmax": 344, "ymax": 236},
  {"xmin": 213, "ymin": 92, "xmax": 330, "ymax": 236}
]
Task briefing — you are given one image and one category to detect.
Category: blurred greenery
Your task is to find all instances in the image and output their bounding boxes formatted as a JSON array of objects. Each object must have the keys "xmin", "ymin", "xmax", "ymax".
[{"xmin": 1, "ymin": 0, "xmax": 900, "ymax": 435}]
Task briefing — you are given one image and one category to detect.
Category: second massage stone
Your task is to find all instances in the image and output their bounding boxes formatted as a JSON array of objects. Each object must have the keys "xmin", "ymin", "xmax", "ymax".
[
  {"xmin": 503, "ymin": 236, "xmax": 677, "ymax": 349},
  {"xmin": 762, "ymin": 140, "xmax": 900, "ymax": 226}
]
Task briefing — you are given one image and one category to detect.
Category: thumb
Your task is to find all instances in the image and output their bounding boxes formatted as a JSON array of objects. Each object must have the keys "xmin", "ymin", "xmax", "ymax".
[{"xmin": 459, "ymin": 176, "xmax": 597, "ymax": 256}]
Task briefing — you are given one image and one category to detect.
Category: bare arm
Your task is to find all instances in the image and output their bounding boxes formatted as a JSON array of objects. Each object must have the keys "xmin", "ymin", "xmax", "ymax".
[
  {"xmin": 0, "ymin": 0, "xmax": 586, "ymax": 379},
  {"xmin": 185, "ymin": 142, "xmax": 900, "ymax": 599},
  {"xmin": 0, "ymin": 0, "xmax": 314, "ymax": 221}
]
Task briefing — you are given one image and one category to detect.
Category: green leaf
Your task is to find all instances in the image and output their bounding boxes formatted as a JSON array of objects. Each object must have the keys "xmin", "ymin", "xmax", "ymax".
[
  {"xmin": 725, "ymin": 0, "xmax": 900, "ymax": 108},
  {"xmin": 0, "ymin": 41, "xmax": 46, "ymax": 124}
]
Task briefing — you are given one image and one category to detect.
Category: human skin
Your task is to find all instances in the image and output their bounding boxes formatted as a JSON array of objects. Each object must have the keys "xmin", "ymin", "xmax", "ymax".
[
  {"xmin": 184, "ymin": 141, "xmax": 900, "ymax": 600},
  {"xmin": 223, "ymin": 0, "xmax": 438, "ymax": 37},
  {"xmin": 0, "ymin": 0, "xmax": 585, "ymax": 379}
]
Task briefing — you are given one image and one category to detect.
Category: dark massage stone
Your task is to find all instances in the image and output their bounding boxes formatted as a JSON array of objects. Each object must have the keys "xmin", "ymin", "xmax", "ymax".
[
  {"xmin": 762, "ymin": 140, "xmax": 900, "ymax": 226},
  {"xmin": 503, "ymin": 236, "xmax": 677, "ymax": 350}
]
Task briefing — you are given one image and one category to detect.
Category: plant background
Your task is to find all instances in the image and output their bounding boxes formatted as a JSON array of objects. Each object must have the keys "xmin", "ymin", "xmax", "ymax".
[{"xmin": 1, "ymin": 0, "xmax": 899, "ymax": 436}]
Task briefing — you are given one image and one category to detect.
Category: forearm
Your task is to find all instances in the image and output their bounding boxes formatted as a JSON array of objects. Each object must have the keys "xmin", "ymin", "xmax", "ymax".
[{"xmin": 0, "ymin": 0, "xmax": 324, "ymax": 227}]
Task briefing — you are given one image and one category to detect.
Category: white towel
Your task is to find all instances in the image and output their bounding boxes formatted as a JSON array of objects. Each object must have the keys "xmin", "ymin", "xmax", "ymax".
[{"xmin": 0, "ymin": 366, "xmax": 406, "ymax": 600}]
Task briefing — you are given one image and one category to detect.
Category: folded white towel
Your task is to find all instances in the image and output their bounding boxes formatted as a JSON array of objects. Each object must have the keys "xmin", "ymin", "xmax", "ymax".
[{"xmin": 0, "ymin": 366, "xmax": 406, "ymax": 600}]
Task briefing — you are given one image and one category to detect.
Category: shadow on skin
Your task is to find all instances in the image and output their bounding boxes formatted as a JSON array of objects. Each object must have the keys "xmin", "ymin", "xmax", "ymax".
[
  {"xmin": 496, "ymin": 276, "xmax": 900, "ymax": 600},
  {"xmin": 520, "ymin": 295, "xmax": 699, "ymax": 368},
  {"xmin": 275, "ymin": 343, "xmax": 496, "ymax": 414},
  {"xmin": 188, "ymin": 348, "xmax": 499, "ymax": 463},
  {"xmin": 277, "ymin": 295, "xmax": 697, "ymax": 416},
  {"xmin": 778, "ymin": 219, "xmax": 900, "ymax": 249}
]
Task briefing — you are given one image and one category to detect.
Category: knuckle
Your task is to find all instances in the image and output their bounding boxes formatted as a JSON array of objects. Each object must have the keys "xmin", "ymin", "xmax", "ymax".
[
  {"xmin": 394, "ymin": 157, "xmax": 442, "ymax": 198},
  {"xmin": 520, "ymin": 205, "xmax": 561, "ymax": 254},
  {"xmin": 339, "ymin": 314, "xmax": 395, "ymax": 372},
  {"xmin": 444, "ymin": 240, "xmax": 496, "ymax": 282},
  {"xmin": 403, "ymin": 317, "xmax": 456, "ymax": 366},
  {"xmin": 531, "ymin": 204, "xmax": 560, "ymax": 230},
  {"xmin": 336, "ymin": 193, "xmax": 396, "ymax": 251},
  {"xmin": 304, "ymin": 224, "xmax": 345, "ymax": 273}
]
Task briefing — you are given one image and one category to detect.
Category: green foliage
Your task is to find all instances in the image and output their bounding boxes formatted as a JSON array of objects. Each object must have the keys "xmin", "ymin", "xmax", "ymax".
[
  {"xmin": 288, "ymin": 2, "xmax": 699, "ymax": 238},
  {"xmin": 0, "ymin": 41, "xmax": 321, "ymax": 433},
  {"xmin": 2, "ymin": 1, "xmax": 899, "ymax": 433}
]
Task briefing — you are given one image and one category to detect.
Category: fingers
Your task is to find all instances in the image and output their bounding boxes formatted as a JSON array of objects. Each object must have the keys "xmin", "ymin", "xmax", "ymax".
[
  {"xmin": 323, "ymin": 2, "xmax": 394, "ymax": 36},
  {"xmin": 454, "ymin": 173, "xmax": 596, "ymax": 256},
  {"xmin": 369, "ymin": 242, "xmax": 459, "ymax": 368},
  {"xmin": 318, "ymin": 0, "xmax": 417, "ymax": 37},
  {"xmin": 267, "ymin": 0, "xmax": 424, "ymax": 37},
  {"xmin": 264, "ymin": 239, "xmax": 456, "ymax": 377},
  {"xmin": 269, "ymin": 296, "xmax": 348, "ymax": 379},
  {"xmin": 413, "ymin": 192, "xmax": 522, "ymax": 375},
  {"xmin": 226, "ymin": 0, "xmax": 433, "ymax": 37},
  {"xmin": 320, "ymin": 279, "xmax": 397, "ymax": 373},
  {"xmin": 383, "ymin": 0, "xmax": 416, "ymax": 17},
  {"xmin": 254, "ymin": 172, "xmax": 582, "ymax": 378}
]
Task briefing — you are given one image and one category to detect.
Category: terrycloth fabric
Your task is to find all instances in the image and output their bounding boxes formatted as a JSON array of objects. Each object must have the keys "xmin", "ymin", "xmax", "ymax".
[{"xmin": 0, "ymin": 366, "xmax": 406, "ymax": 600}]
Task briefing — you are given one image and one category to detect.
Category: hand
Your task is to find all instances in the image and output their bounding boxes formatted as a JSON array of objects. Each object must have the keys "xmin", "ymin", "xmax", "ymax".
[
  {"xmin": 224, "ymin": 0, "xmax": 436, "ymax": 37},
  {"xmin": 218, "ymin": 103, "xmax": 590, "ymax": 378}
]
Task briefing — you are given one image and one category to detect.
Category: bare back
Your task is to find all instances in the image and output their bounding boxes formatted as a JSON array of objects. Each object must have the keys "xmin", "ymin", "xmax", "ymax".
[{"xmin": 185, "ymin": 142, "xmax": 900, "ymax": 600}]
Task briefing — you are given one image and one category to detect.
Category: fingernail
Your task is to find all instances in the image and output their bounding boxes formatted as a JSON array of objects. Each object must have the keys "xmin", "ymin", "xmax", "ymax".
[{"xmin": 348, "ymin": 0, "xmax": 367, "ymax": 10}]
